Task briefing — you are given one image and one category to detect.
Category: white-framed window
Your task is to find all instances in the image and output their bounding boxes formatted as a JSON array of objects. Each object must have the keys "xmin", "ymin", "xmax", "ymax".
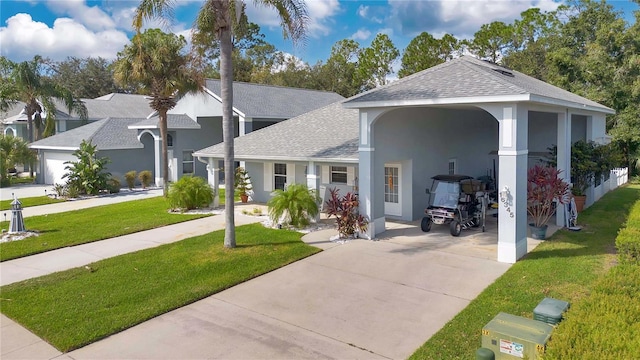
[
  {"xmin": 274, "ymin": 163, "xmax": 287, "ymax": 190},
  {"xmin": 448, "ymin": 159, "xmax": 457, "ymax": 175},
  {"xmin": 330, "ymin": 166, "xmax": 348, "ymax": 184},
  {"xmin": 182, "ymin": 150, "xmax": 194, "ymax": 174}
]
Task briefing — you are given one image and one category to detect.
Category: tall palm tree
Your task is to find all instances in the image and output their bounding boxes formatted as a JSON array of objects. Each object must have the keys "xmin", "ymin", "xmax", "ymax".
[
  {"xmin": 133, "ymin": 0, "xmax": 307, "ymax": 248},
  {"xmin": 113, "ymin": 29, "xmax": 204, "ymax": 196},
  {"xmin": 1, "ymin": 56, "xmax": 87, "ymax": 176}
]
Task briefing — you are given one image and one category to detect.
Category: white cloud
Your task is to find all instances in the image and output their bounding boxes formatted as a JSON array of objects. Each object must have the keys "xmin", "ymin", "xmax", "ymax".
[
  {"xmin": 45, "ymin": 0, "xmax": 116, "ymax": 31},
  {"xmin": 357, "ymin": 5, "xmax": 369, "ymax": 18},
  {"xmin": 350, "ymin": 28, "xmax": 371, "ymax": 41},
  {"xmin": 388, "ymin": 0, "xmax": 563, "ymax": 39},
  {"xmin": 0, "ymin": 13, "xmax": 129, "ymax": 61},
  {"xmin": 245, "ymin": 0, "xmax": 341, "ymax": 38}
]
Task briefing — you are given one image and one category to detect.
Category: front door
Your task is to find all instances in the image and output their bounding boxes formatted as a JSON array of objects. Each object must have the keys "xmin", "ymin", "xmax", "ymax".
[{"xmin": 384, "ymin": 164, "xmax": 401, "ymax": 216}]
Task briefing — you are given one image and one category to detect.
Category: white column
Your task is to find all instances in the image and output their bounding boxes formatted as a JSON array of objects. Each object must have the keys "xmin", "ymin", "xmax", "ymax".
[
  {"xmin": 556, "ymin": 110, "xmax": 571, "ymax": 227},
  {"xmin": 357, "ymin": 109, "xmax": 386, "ymax": 239},
  {"xmin": 497, "ymin": 104, "xmax": 528, "ymax": 263},
  {"xmin": 154, "ymin": 135, "xmax": 162, "ymax": 187},
  {"xmin": 306, "ymin": 161, "xmax": 320, "ymax": 221},
  {"xmin": 207, "ymin": 160, "xmax": 220, "ymax": 207}
]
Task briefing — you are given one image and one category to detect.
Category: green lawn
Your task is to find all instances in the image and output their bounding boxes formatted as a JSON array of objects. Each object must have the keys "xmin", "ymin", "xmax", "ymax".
[
  {"xmin": 410, "ymin": 185, "xmax": 640, "ymax": 360},
  {"xmin": 0, "ymin": 196, "xmax": 64, "ymax": 211},
  {"xmin": 0, "ymin": 224, "xmax": 320, "ymax": 352},
  {"xmin": 0, "ymin": 197, "xmax": 210, "ymax": 261}
]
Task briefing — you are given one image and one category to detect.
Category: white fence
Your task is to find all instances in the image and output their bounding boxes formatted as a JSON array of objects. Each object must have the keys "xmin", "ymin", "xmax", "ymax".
[
  {"xmin": 592, "ymin": 167, "xmax": 629, "ymax": 203},
  {"xmin": 611, "ymin": 167, "xmax": 629, "ymax": 190}
]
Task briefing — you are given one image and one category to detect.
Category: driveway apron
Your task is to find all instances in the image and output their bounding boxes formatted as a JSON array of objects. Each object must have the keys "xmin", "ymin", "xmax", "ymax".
[{"xmin": 66, "ymin": 227, "xmax": 511, "ymax": 360}]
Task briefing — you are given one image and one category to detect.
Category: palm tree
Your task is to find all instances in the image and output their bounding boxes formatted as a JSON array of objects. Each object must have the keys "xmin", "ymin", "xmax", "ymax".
[
  {"xmin": 113, "ymin": 29, "xmax": 204, "ymax": 196},
  {"xmin": 1, "ymin": 56, "xmax": 88, "ymax": 176},
  {"xmin": 0, "ymin": 134, "xmax": 36, "ymax": 187},
  {"xmin": 133, "ymin": 0, "xmax": 307, "ymax": 248}
]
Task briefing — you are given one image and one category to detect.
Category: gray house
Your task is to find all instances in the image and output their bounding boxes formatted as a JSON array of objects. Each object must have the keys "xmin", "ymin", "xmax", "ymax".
[
  {"xmin": 2, "ymin": 93, "xmax": 153, "ymax": 140},
  {"xmin": 30, "ymin": 81, "xmax": 343, "ymax": 186},
  {"xmin": 194, "ymin": 56, "xmax": 614, "ymax": 264}
]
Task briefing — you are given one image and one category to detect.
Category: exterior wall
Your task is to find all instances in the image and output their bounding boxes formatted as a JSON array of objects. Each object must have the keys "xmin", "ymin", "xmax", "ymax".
[
  {"xmin": 242, "ymin": 161, "xmax": 358, "ymax": 205},
  {"xmin": 373, "ymin": 107, "xmax": 498, "ymax": 221},
  {"xmin": 102, "ymin": 146, "xmax": 154, "ymax": 186},
  {"xmin": 528, "ymin": 111, "xmax": 557, "ymax": 161},
  {"xmin": 571, "ymin": 115, "xmax": 588, "ymax": 142},
  {"xmin": 170, "ymin": 92, "xmax": 223, "ymax": 120}
]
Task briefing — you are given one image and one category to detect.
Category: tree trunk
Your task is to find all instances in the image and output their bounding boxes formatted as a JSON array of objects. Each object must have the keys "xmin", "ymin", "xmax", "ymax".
[
  {"xmin": 220, "ymin": 22, "xmax": 236, "ymax": 248},
  {"xmin": 26, "ymin": 112, "xmax": 34, "ymax": 178},
  {"xmin": 159, "ymin": 108, "xmax": 170, "ymax": 197}
]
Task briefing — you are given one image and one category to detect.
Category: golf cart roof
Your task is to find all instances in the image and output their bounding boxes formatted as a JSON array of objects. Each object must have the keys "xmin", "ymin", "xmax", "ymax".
[{"xmin": 431, "ymin": 174, "xmax": 474, "ymax": 182}]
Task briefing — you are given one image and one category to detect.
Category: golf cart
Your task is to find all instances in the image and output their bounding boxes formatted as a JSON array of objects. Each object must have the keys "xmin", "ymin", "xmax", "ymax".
[{"xmin": 421, "ymin": 174, "xmax": 487, "ymax": 236}]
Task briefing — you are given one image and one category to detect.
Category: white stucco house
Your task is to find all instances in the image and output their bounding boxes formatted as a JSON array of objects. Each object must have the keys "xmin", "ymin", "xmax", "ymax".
[
  {"xmin": 194, "ymin": 56, "xmax": 615, "ymax": 264},
  {"xmin": 29, "ymin": 80, "xmax": 343, "ymax": 186}
]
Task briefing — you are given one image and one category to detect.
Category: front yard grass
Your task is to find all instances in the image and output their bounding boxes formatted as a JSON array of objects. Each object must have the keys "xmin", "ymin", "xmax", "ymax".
[
  {"xmin": 0, "ymin": 196, "xmax": 64, "ymax": 210},
  {"xmin": 0, "ymin": 224, "xmax": 320, "ymax": 352},
  {"xmin": 410, "ymin": 184, "xmax": 640, "ymax": 359},
  {"xmin": 0, "ymin": 197, "xmax": 210, "ymax": 261}
]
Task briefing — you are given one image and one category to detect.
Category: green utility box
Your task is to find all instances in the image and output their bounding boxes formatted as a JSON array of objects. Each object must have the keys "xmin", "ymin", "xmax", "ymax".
[
  {"xmin": 482, "ymin": 312, "xmax": 554, "ymax": 359},
  {"xmin": 533, "ymin": 297, "xmax": 569, "ymax": 325}
]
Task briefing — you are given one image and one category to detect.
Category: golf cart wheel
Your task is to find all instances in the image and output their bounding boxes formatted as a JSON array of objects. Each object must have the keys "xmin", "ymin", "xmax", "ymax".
[
  {"xmin": 450, "ymin": 220, "xmax": 462, "ymax": 237},
  {"xmin": 421, "ymin": 217, "xmax": 432, "ymax": 232}
]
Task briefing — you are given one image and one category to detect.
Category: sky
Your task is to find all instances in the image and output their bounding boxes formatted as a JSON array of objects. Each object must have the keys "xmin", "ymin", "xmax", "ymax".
[{"xmin": 0, "ymin": 0, "xmax": 638, "ymax": 70}]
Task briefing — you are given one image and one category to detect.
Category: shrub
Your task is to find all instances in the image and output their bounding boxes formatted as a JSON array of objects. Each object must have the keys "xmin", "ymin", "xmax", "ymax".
[
  {"xmin": 124, "ymin": 171, "xmax": 137, "ymax": 189},
  {"xmin": 66, "ymin": 185, "xmax": 80, "ymax": 199},
  {"xmin": 107, "ymin": 177, "xmax": 121, "ymax": 194},
  {"xmin": 167, "ymin": 175, "xmax": 213, "ymax": 211},
  {"xmin": 527, "ymin": 165, "xmax": 570, "ymax": 227},
  {"xmin": 544, "ymin": 265, "xmax": 640, "ymax": 359},
  {"xmin": 52, "ymin": 183, "xmax": 66, "ymax": 198},
  {"xmin": 616, "ymin": 199, "xmax": 640, "ymax": 265},
  {"xmin": 138, "ymin": 170, "xmax": 153, "ymax": 189},
  {"xmin": 234, "ymin": 167, "xmax": 252, "ymax": 197},
  {"xmin": 267, "ymin": 183, "xmax": 319, "ymax": 228},
  {"xmin": 63, "ymin": 140, "xmax": 111, "ymax": 195},
  {"xmin": 325, "ymin": 188, "xmax": 368, "ymax": 238}
]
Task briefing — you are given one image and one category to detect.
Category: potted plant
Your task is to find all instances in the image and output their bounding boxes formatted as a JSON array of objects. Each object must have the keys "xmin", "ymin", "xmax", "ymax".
[
  {"xmin": 570, "ymin": 140, "xmax": 597, "ymax": 212},
  {"xmin": 527, "ymin": 164, "xmax": 570, "ymax": 239},
  {"xmin": 234, "ymin": 167, "xmax": 252, "ymax": 203}
]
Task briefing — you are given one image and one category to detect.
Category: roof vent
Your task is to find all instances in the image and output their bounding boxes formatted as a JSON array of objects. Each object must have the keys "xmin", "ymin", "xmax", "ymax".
[{"xmin": 492, "ymin": 68, "xmax": 514, "ymax": 77}]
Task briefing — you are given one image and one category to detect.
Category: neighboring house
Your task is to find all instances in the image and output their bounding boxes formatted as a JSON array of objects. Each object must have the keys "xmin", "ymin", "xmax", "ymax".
[
  {"xmin": 30, "ymin": 81, "xmax": 343, "ymax": 186},
  {"xmin": 2, "ymin": 93, "xmax": 153, "ymax": 140},
  {"xmin": 194, "ymin": 56, "xmax": 614, "ymax": 264}
]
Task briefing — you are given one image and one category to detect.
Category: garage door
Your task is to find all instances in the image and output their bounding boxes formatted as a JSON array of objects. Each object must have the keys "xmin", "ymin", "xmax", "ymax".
[{"xmin": 43, "ymin": 152, "xmax": 76, "ymax": 185}]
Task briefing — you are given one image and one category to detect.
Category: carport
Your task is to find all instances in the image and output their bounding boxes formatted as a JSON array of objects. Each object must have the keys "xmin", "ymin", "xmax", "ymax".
[{"xmin": 343, "ymin": 56, "xmax": 614, "ymax": 263}]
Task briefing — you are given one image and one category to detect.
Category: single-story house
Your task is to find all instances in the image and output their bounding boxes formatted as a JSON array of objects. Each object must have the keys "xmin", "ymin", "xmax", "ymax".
[
  {"xmin": 30, "ymin": 80, "xmax": 343, "ymax": 185},
  {"xmin": 194, "ymin": 56, "xmax": 614, "ymax": 264}
]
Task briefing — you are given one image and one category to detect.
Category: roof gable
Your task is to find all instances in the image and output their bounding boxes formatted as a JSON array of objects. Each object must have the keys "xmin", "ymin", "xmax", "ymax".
[
  {"xmin": 344, "ymin": 56, "xmax": 613, "ymax": 113},
  {"xmin": 30, "ymin": 118, "xmax": 144, "ymax": 151},
  {"xmin": 205, "ymin": 79, "xmax": 344, "ymax": 118}
]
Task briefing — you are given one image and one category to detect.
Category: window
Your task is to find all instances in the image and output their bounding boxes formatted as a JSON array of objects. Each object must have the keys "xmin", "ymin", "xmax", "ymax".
[
  {"xmin": 182, "ymin": 150, "xmax": 194, "ymax": 174},
  {"xmin": 274, "ymin": 163, "xmax": 287, "ymax": 190},
  {"xmin": 330, "ymin": 166, "xmax": 348, "ymax": 184},
  {"xmin": 448, "ymin": 159, "xmax": 457, "ymax": 175},
  {"xmin": 167, "ymin": 133, "xmax": 173, "ymax": 147}
]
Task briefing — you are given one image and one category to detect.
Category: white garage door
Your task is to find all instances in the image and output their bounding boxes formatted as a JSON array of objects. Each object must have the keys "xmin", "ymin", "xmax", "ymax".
[{"xmin": 43, "ymin": 152, "xmax": 76, "ymax": 185}]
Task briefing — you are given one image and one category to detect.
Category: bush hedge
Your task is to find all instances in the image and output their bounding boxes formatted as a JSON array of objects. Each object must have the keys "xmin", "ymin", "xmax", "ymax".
[
  {"xmin": 616, "ymin": 199, "xmax": 640, "ymax": 265},
  {"xmin": 168, "ymin": 175, "xmax": 213, "ymax": 211},
  {"xmin": 543, "ymin": 265, "xmax": 640, "ymax": 359}
]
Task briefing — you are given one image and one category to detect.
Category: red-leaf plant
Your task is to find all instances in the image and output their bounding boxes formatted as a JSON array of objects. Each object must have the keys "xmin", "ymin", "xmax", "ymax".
[
  {"xmin": 325, "ymin": 188, "xmax": 369, "ymax": 239},
  {"xmin": 527, "ymin": 164, "xmax": 570, "ymax": 228}
]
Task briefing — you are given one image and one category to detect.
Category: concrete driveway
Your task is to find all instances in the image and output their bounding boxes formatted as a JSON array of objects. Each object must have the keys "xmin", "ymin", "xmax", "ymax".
[{"xmin": 63, "ymin": 219, "xmax": 519, "ymax": 360}]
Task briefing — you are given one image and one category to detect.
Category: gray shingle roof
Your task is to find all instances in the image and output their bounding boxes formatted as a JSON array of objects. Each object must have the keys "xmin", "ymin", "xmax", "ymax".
[
  {"xmin": 30, "ymin": 118, "xmax": 144, "ymax": 150},
  {"xmin": 129, "ymin": 114, "xmax": 199, "ymax": 130},
  {"xmin": 58, "ymin": 93, "xmax": 153, "ymax": 120},
  {"xmin": 194, "ymin": 101, "xmax": 358, "ymax": 162},
  {"xmin": 344, "ymin": 56, "xmax": 613, "ymax": 113},
  {"xmin": 205, "ymin": 79, "xmax": 344, "ymax": 118}
]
